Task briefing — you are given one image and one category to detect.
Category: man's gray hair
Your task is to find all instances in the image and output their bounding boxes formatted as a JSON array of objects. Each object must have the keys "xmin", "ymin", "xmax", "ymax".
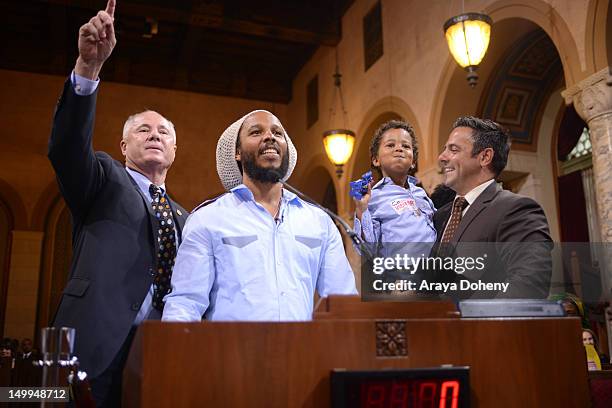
[{"xmin": 122, "ymin": 110, "xmax": 176, "ymax": 142}]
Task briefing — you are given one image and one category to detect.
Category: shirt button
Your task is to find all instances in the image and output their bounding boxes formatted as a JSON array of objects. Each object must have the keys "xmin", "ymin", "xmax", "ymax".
[
  {"xmin": 131, "ymin": 303, "xmax": 141, "ymax": 311},
  {"xmin": 280, "ymin": 292, "xmax": 286, "ymax": 297}
]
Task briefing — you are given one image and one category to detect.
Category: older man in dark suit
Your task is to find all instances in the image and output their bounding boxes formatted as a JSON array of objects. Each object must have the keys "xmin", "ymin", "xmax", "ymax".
[
  {"xmin": 48, "ymin": 1, "xmax": 187, "ymax": 406},
  {"xmin": 434, "ymin": 116, "xmax": 552, "ymax": 298}
]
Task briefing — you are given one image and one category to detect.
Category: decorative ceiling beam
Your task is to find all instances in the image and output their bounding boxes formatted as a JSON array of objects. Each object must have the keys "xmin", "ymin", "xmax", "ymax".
[{"xmin": 43, "ymin": 0, "xmax": 341, "ymax": 46}]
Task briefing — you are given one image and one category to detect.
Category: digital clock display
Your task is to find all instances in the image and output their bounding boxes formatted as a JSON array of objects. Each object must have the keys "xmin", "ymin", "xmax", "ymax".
[{"xmin": 331, "ymin": 367, "xmax": 470, "ymax": 408}]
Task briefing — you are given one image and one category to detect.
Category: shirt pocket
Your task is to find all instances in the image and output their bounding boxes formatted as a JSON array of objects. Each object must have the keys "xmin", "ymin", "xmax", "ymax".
[
  {"xmin": 292, "ymin": 235, "xmax": 323, "ymax": 283},
  {"xmin": 218, "ymin": 235, "xmax": 262, "ymax": 287},
  {"xmin": 222, "ymin": 235, "xmax": 258, "ymax": 248},
  {"xmin": 294, "ymin": 235, "xmax": 322, "ymax": 249},
  {"xmin": 417, "ymin": 200, "xmax": 435, "ymax": 224},
  {"xmin": 63, "ymin": 277, "xmax": 90, "ymax": 297}
]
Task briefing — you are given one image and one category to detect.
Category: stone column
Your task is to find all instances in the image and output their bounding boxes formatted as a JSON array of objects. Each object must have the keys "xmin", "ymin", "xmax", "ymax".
[
  {"xmin": 562, "ymin": 68, "xmax": 612, "ymax": 242},
  {"xmin": 563, "ymin": 68, "xmax": 612, "ymax": 303}
]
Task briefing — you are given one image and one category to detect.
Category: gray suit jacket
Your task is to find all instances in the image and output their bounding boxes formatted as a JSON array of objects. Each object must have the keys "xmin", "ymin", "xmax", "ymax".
[{"xmin": 432, "ymin": 182, "xmax": 552, "ymax": 298}]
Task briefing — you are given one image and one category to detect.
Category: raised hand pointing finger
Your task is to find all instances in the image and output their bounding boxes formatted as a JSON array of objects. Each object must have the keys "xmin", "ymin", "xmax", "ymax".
[
  {"xmin": 105, "ymin": 0, "xmax": 116, "ymax": 19},
  {"xmin": 74, "ymin": 0, "xmax": 118, "ymax": 80}
]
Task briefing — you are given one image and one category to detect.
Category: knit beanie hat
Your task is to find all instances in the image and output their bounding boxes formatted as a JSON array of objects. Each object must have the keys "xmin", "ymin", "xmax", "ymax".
[{"xmin": 216, "ymin": 110, "xmax": 297, "ymax": 191}]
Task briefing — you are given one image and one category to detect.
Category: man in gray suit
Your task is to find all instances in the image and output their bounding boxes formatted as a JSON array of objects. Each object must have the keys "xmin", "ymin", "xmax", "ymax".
[{"xmin": 434, "ymin": 116, "xmax": 552, "ymax": 298}]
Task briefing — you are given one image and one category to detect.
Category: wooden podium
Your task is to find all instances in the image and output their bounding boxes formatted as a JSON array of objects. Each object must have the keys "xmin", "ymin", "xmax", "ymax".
[{"xmin": 123, "ymin": 296, "xmax": 590, "ymax": 407}]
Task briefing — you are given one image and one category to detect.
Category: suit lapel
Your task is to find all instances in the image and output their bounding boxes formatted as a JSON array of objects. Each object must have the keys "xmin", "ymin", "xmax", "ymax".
[
  {"xmin": 452, "ymin": 182, "xmax": 500, "ymax": 243},
  {"xmin": 123, "ymin": 168, "xmax": 187, "ymax": 245},
  {"xmin": 167, "ymin": 198, "xmax": 186, "ymax": 243}
]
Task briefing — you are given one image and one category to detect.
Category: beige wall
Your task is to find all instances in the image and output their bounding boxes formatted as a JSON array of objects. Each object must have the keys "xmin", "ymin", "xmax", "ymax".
[{"xmin": 3, "ymin": 231, "xmax": 43, "ymax": 340}]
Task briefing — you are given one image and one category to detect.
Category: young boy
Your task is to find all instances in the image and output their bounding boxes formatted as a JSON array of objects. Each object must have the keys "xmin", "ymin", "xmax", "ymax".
[{"xmin": 353, "ymin": 120, "xmax": 437, "ymax": 259}]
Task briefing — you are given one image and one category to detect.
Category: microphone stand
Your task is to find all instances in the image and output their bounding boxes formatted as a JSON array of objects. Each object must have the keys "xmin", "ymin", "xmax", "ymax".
[{"xmin": 281, "ymin": 181, "xmax": 375, "ymax": 261}]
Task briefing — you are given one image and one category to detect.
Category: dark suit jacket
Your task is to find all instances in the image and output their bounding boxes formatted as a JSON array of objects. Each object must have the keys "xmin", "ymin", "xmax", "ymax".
[
  {"xmin": 0, "ymin": 357, "xmax": 12, "ymax": 387},
  {"xmin": 432, "ymin": 181, "xmax": 552, "ymax": 298},
  {"xmin": 12, "ymin": 352, "xmax": 41, "ymax": 387},
  {"xmin": 48, "ymin": 80, "xmax": 187, "ymax": 378}
]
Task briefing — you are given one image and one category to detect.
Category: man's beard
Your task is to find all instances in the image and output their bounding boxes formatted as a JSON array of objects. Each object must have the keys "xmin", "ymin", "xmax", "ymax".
[{"xmin": 241, "ymin": 149, "xmax": 289, "ymax": 183}]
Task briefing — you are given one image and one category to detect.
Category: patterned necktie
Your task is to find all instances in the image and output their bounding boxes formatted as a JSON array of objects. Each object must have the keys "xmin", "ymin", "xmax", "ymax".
[
  {"xmin": 149, "ymin": 184, "xmax": 177, "ymax": 311},
  {"xmin": 440, "ymin": 196, "xmax": 468, "ymax": 244}
]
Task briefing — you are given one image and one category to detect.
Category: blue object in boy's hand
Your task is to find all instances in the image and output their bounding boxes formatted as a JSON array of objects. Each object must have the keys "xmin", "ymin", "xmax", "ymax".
[{"xmin": 349, "ymin": 171, "xmax": 373, "ymax": 200}]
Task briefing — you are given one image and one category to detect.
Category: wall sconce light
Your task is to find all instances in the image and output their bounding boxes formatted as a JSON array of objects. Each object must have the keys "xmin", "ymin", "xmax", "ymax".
[
  {"xmin": 323, "ymin": 129, "xmax": 355, "ymax": 178},
  {"xmin": 323, "ymin": 50, "xmax": 356, "ymax": 178}
]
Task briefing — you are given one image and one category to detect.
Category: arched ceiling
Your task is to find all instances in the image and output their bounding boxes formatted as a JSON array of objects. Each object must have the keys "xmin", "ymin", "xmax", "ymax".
[{"xmin": 479, "ymin": 29, "xmax": 563, "ymax": 150}]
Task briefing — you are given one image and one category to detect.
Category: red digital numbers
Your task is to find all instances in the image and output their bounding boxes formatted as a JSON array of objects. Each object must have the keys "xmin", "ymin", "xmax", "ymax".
[
  {"xmin": 439, "ymin": 381, "xmax": 459, "ymax": 408},
  {"xmin": 360, "ymin": 379, "xmax": 460, "ymax": 408},
  {"xmin": 389, "ymin": 383, "xmax": 408, "ymax": 408},
  {"xmin": 417, "ymin": 382, "xmax": 436, "ymax": 408},
  {"xmin": 365, "ymin": 384, "xmax": 386, "ymax": 408}
]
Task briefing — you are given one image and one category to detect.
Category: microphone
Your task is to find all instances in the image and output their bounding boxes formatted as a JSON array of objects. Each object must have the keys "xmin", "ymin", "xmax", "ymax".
[{"xmin": 272, "ymin": 172, "xmax": 374, "ymax": 260}]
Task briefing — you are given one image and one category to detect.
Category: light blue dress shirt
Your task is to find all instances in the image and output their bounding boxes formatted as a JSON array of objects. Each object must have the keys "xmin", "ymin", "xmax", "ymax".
[
  {"xmin": 354, "ymin": 176, "xmax": 437, "ymax": 257},
  {"xmin": 162, "ymin": 184, "xmax": 358, "ymax": 322}
]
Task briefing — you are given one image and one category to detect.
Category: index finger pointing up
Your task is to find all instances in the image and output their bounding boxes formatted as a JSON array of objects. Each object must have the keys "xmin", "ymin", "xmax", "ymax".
[{"xmin": 105, "ymin": 0, "xmax": 116, "ymax": 18}]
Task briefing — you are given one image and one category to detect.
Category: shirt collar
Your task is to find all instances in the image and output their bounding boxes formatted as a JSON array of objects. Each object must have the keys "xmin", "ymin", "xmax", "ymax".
[
  {"xmin": 463, "ymin": 179, "xmax": 495, "ymax": 206},
  {"xmin": 372, "ymin": 175, "xmax": 419, "ymax": 190},
  {"xmin": 231, "ymin": 184, "xmax": 301, "ymax": 205},
  {"xmin": 125, "ymin": 167, "xmax": 166, "ymax": 198}
]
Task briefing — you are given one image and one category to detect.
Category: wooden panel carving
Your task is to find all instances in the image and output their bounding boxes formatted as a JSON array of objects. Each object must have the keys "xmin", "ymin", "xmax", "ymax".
[{"xmin": 375, "ymin": 321, "xmax": 407, "ymax": 357}]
